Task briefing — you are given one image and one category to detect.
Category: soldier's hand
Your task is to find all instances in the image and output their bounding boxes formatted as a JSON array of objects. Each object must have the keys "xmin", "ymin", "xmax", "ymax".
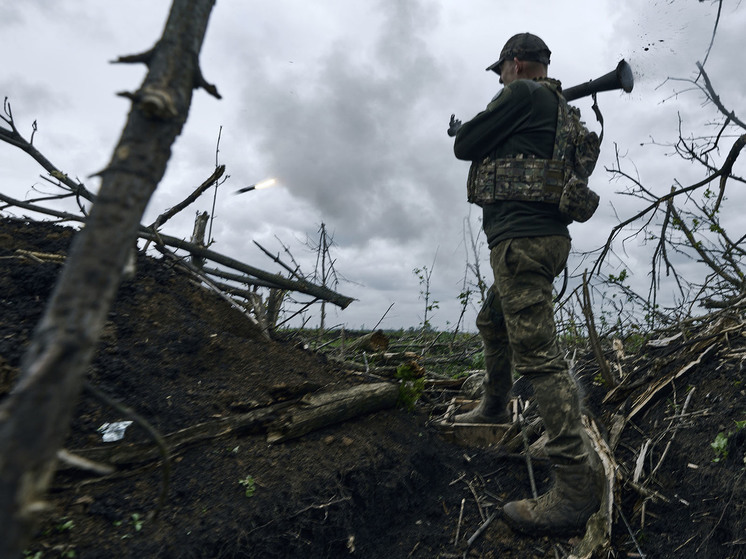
[{"xmin": 447, "ymin": 114, "xmax": 462, "ymax": 137}]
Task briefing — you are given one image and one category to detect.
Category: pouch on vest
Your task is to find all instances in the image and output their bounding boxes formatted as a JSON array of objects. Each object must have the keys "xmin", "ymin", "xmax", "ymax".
[
  {"xmin": 558, "ymin": 175, "xmax": 599, "ymax": 223},
  {"xmin": 555, "ymin": 102, "xmax": 600, "ymax": 222}
]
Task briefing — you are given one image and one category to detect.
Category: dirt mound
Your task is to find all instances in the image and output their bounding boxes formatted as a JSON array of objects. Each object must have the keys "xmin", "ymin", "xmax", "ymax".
[{"xmin": 1, "ymin": 217, "xmax": 744, "ymax": 558}]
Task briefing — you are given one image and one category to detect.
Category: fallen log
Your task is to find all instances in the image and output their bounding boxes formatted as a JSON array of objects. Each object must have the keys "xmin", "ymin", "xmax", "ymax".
[
  {"xmin": 346, "ymin": 330, "xmax": 389, "ymax": 352},
  {"xmin": 62, "ymin": 383, "xmax": 399, "ymax": 466},
  {"xmin": 370, "ymin": 351, "xmax": 420, "ymax": 364},
  {"xmin": 424, "ymin": 377, "xmax": 467, "ymax": 389},
  {"xmin": 142, "ymin": 230, "xmax": 354, "ymax": 309},
  {"xmin": 327, "ymin": 356, "xmax": 398, "ymax": 377},
  {"xmin": 201, "ymin": 265, "xmax": 281, "ymax": 289},
  {"xmin": 0, "ymin": 192, "xmax": 355, "ymax": 310},
  {"xmin": 267, "ymin": 382, "xmax": 399, "ymax": 443},
  {"xmin": 64, "ymin": 405, "xmax": 285, "ymax": 468}
]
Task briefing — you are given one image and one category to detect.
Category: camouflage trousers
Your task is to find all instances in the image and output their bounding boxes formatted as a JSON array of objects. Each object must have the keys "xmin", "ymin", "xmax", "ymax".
[{"xmin": 477, "ymin": 236, "xmax": 588, "ymax": 464}]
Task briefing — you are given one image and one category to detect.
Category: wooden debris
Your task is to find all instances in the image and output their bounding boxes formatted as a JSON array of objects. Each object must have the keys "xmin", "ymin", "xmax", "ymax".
[
  {"xmin": 646, "ymin": 332, "xmax": 684, "ymax": 348},
  {"xmin": 499, "ymin": 417, "xmax": 540, "ymax": 454},
  {"xmin": 518, "ymin": 412, "xmax": 539, "ymax": 498},
  {"xmin": 607, "ymin": 411, "xmax": 627, "ymax": 451},
  {"xmin": 328, "ymin": 356, "xmax": 398, "ymax": 377},
  {"xmin": 267, "ymin": 382, "xmax": 399, "ymax": 443},
  {"xmin": 14, "ymin": 249, "xmax": 66, "ymax": 263},
  {"xmin": 454, "ymin": 497, "xmax": 466, "ymax": 544},
  {"xmin": 570, "ymin": 416, "xmax": 620, "ymax": 559},
  {"xmin": 371, "ymin": 350, "xmax": 420, "ymax": 364},
  {"xmin": 581, "ymin": 271, "xmax": 616, "ymax": 387},
  {"xmin": 464, "ymin": 512, "xmax": 497, "ymax": 549},
  {"xmin": 432, "ymin": 399, "xmax": 515, "ymax": 447},
  {"xmin": 628, "ymin": 343, "xmax": 716, "ymax": 421},
  {"xmin": 189, "ymin": 210, "xmax": 209, "ymax": 268},
  {"xmin": 56, "ymin": 449, "xmax": 115, "ymax": 476},
  {"xmin": 424, "ymin": 378, "xmax": 467, "ymax": 390},
  {"xmin": 633, "ymin": 439, "xmax": 651, "ymax": 483},
  {"xmin": 63, "ymin": 382, "xmax": 400, "ymax": 467},
  {"xmin": 346, "ymin": 330, "xmax": 390, "ymax": 352}
]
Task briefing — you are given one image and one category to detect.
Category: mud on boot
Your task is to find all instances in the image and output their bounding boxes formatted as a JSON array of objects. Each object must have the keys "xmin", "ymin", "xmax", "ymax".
[
  {"xmin": 502, "ymin": 462, "xmax": 602, "ymax": 536},
  {"xmin": 453, "ymin": 394, "xmax": 511, "ymax": 424}
]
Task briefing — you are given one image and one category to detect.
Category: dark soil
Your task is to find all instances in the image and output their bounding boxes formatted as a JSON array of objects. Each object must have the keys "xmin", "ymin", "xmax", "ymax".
[{"xmin": 1, "ymin": 217, "xmax": 744, "ymax": 559}]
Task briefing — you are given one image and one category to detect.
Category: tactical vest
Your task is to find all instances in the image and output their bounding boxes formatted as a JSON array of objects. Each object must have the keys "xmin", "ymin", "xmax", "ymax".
[{"xmin": 466, "ymin": 79, "xmax": 601, "ymax": 222}]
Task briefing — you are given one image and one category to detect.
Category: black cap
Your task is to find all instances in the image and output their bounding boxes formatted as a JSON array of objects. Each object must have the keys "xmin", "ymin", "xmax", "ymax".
[{"xmin": 486, "ymin": 32, "xmax": 551, "ymax": 75}]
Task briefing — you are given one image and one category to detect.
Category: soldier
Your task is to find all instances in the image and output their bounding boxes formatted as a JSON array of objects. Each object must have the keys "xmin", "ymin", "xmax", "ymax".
[{"xmin": 450, "ymin": 32, "xmax": 603, "ymax": 535}]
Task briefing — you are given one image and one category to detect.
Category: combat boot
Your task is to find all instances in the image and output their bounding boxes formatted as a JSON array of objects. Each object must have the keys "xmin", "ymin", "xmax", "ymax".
[
  {"xmin": 457, "ymin": 287, "xmax": 514, "ymax": 424},
  {"xmin": 502, "ymin": 369, "xmax": 603, "ymax": 534},
  {"xmin": 502, "ymin": 460, "xmax": 602, "ymax": 535},
  {"xmin": 453, "ymin": 392, "xmax": 511, "ymax": 424}
]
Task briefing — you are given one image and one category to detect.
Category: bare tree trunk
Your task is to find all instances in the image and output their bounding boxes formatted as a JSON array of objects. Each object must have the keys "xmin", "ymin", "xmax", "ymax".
[
  {"xmin": 190, "ymin": 210, "xmax": 209, "ymax": 268},
  {"xmin": 0, "ymin": 1, "xmax": 218, "ymax": 555},
  {"xmin": 266, "ymin": 288, "xmax": 287, "ymax": 330},
  {"xmin": 315, "ymin": 222, "xmax": 330, "ymax": 344}
]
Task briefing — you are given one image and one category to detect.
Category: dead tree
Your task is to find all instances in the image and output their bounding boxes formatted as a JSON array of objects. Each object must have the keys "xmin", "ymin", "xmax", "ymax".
[
  {"xmin": 308, "ymin": 222, "xmax": 341, "ymax": 337},
  {"xmin": 0, "ymin": 189, "xmax": 355, "ymax": 310},
  {"xmin": 593, "ymin": 62, "xmax": 746, "ymax": 324},
  {"xmin": 190, "ymin": 210, "xmax": 209, "ymax": 268},
  {"xmin": 568, "ymin": 3, "xmax": 746, "ymax": 338},
  {"xmin": 0, "ymin": 1, "xmax": 219, "ymax": 555},
  {"xmin": 550, "ymin": 5, "xmax": 744, "ymax": 367},
  {"xmin": 463, "ymin": 215, "xmax": 488, "ymax": 304}
]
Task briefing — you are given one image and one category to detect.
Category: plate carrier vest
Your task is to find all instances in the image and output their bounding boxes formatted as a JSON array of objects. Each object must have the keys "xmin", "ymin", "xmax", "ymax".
[{"xmin": 466, "ymin": 79, "xmax": 601, "ymax": 222}]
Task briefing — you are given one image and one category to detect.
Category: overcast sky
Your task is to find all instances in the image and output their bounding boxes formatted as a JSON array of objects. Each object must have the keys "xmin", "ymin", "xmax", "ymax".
[{"xmin": 2, "ymin": 1, "xmax": 744, "ymax": 331}]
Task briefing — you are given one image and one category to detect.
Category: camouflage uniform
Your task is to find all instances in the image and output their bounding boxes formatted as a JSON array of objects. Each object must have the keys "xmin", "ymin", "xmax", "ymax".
[
  {"xmin": 453, "ymin": 39, "xmax": 591, "ymax": 466},
  {"xmin": 452, "ymin": 32, "xmax": 602, "ymax": 536},
  {"xmin": 477, "ymin": 236, "xmax": 586, "ymax": 463}
]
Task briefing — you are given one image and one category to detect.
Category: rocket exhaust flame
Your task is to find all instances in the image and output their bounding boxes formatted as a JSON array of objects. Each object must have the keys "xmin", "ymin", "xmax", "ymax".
[{"xmin": 233, "ymin": 178, "xmax": 278, "ymax": 195}]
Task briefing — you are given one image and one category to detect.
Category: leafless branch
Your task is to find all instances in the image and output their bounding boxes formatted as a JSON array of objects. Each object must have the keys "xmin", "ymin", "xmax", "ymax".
[{"xmin": 149, "ymin": 165, "xmax": 226, "ymax": 230}]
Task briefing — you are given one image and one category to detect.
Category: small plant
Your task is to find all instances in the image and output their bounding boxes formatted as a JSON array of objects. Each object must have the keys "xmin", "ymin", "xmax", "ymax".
[
  {"xmin": 239, "ymin": 475, "xmax": 256, "ymax": 497},
  {"xmin": 469, "ymin": 350, "xmax": 485, "ymax": 371},
  {"xmin": 23, "ymin": 552, "xmax": 42, "ymax": 559},
  {"xmin": 413, "ymin": 262, "xmax": 439, "ymax": 333},
  {"xmin": 130, "ymin": 513, "xmax": 144, "ymax": 532},
  {"xmin": 625, "ymin": 331, "xmax": 647, "ymax": 354},
  {"xmin": 711, "ymin": 431, "xmax": 729, "ymax": 462},
  {"xmin": 666, "ymin": 397, "xmax": 681, "ymax": 415},
  {"xmin": 395, "ymin": 362, "xmax": 425, "ymax": 412},
  {"xmin": 711, "ymin": 420, "xmax": 746, "ymax": 463},
  {"xmin": 56, "ymin": 519, "xmax": 74, "ymax": 533}
]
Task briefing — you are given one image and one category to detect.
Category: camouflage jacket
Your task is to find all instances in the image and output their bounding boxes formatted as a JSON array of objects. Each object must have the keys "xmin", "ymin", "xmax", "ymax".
[{"xmin": 455, "ymin": 78, "xmax": 600, "ymax": 222}]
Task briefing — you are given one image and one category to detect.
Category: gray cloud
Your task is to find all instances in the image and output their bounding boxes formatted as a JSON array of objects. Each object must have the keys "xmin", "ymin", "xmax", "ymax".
[{"xmin": 233, "ymin": 0, "xmax": 453, "ymax": 249}]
